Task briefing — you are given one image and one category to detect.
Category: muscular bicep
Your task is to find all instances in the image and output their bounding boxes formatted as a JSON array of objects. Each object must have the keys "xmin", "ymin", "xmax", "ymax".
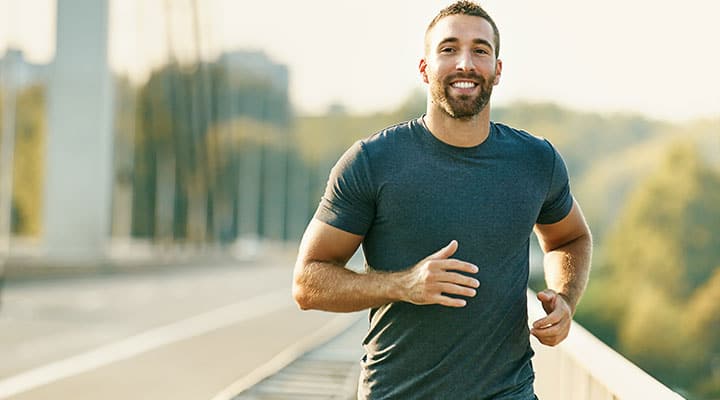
[
  {"xmin": 292, "ymin": 219, "xmax": 366, "ymax": 311},
  {"xmin": 534, "ymin": 199, "xmax": 591, "ymax": 252},
  {"xmin": 297, "ymin": 218, "xmax": 364, "ymax": 267}
]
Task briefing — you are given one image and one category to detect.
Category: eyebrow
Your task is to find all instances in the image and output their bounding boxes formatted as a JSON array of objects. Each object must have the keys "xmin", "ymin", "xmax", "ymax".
[{"xmin": 437, "ymin": 37, "xmax": 494, "ymax": 50}]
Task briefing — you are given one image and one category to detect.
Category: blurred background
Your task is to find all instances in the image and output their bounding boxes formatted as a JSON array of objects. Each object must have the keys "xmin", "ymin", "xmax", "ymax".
[{"xmin": 0, "ymin": 0, "xmax": 718, "ymax": 399}]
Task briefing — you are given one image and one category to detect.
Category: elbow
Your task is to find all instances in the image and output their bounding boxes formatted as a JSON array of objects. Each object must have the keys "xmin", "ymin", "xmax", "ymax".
[
  {"xmin": 292, "ymin": 280, "xmax": 314, "ymax": 311},
  {"xmin": 292, "ymin": 260, "xmax": 318, "ymax": 311},
  {"xmin": 292, "ymin": 288, "xmax": 309, "ymax": 311}
]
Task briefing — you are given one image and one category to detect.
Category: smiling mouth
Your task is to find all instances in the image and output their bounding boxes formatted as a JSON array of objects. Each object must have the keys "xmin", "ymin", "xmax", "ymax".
[{"xmin": 450, "ymin": 81, "xmax": 478, "ymax": 89}]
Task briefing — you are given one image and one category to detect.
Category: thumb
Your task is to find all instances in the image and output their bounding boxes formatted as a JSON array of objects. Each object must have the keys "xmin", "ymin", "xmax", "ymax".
[
  {"xmin": 537, "ymin": 290, "xmax": 556, "ymax": 314},
  {"xmin": 427, "ymin": 240, "xmax": 458, "ymax": 260}
]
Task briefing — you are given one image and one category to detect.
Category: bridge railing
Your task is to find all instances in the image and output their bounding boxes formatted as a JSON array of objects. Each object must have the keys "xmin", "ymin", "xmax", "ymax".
[{"xmin": 528, "ymin": 290, "xmax": 685, "ymax": 400}]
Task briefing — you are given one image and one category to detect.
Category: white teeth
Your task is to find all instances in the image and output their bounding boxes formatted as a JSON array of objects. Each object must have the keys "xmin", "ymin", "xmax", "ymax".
[{"xmin": 452, "ymin": 81, "xmax": 476, "ymax": 89}]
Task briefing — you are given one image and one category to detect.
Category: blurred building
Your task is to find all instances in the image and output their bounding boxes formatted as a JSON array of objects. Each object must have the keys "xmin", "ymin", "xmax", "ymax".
[
  {"xmin": 1, "ymin": 1, "xmax": 304, "ymax": 267},
  {"xmin": 220, "ymin": 50, "xmax": 289, "ymax": 96},
  {"xmin": 0, "ymin": 48, "xmax": 50, "ymax": 87}
]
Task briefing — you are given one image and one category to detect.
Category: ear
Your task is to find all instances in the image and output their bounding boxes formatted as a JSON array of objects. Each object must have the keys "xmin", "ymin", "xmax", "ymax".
[
  {"xmin": 493, "ymin": 58, "xmax": 503, "ymax": 86},
  {"xmin": 419, "ymin": 59, "xmax": 429, "ymax": 84}
]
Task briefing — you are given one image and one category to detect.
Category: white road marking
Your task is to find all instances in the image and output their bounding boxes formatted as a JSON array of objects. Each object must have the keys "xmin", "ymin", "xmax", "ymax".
[{"xmin": 0, "ymin": 289, "xmax": 292, "ymax": 399}]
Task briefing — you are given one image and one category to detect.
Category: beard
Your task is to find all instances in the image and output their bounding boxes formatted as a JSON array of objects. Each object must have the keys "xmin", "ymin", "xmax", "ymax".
[{"xmin": 429, "ymin": 72, "xmax": 495, "ymax": 120}]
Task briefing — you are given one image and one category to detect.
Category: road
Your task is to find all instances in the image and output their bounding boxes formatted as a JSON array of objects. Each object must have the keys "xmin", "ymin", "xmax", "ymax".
[{"xmin": 0, "ymin": 256, "xmax": 345, "ymax": 399}]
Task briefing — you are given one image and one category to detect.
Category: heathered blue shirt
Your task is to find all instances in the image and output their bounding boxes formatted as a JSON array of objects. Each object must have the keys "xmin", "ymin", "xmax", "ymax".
[{"xmin": 314, "ymin": 117, "xmax": 573, "ymax": 400}]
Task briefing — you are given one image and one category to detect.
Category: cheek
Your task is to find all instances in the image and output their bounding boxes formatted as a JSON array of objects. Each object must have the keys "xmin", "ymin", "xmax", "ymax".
[{"xmin": 426, "ymin": 65, "xmax": 447, "ymax": 83}]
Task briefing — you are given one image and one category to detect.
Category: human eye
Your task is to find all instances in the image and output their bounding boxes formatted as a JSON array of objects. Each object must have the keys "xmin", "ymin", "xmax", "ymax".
[
  {"xmin": 474, "ymin": 48, "xmax": 489, "ymax": 55},
  {"xmin": 440, "ymin": 47, "xmax": 456, "ymax": 54}
]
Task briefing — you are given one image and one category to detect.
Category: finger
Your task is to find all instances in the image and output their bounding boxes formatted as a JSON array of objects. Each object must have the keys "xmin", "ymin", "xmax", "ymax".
[
  {"xmin": 426, "ymin": 240, "xmax": 458, "ymax": 261},
  {"xmin": 433, "ymin": 259, "xmax": 479, "ymax": 274},
  {"xmin": 439, "ymin": 271, "xmax": 480, "ymax": 289},
  {"xmin": 530, "ymin": 329, "xmax": 564, "ymax": 346},
  {"xmin": 532, "ymin": 319, "xmax": 570, "ymax": 344},
  {"xmin": 532, "ymin": 317, "xmax": 569, "ymax": 335},
  {"xmin": 530, "ymin": 328, "xmax": 556, "ymax": 341},
  {"xmin": 434, "ymin": 294, "xmax": 467, "ymax": 308},
  {"xmin": 531, "ymin": 324, "xmax": 569, "ymax": 346},
  {"xmin": 533, "ymin": 302, "xmax": 570, "ymax": 328},
  {"xmin": 437, "ymin": 282, "xmax": 477, "ymax": 298},
  {"xmin": 531, "ymin": 322, "xmax": 567, "ymax": 339},
  {"xmin": 532, "ymin": 308, "xmax": 564, "ymax": 329}
]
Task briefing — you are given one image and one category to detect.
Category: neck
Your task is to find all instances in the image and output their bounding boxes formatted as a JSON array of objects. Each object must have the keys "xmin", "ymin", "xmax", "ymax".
[{"xmin": 424, "ymin": 102, "xmax": 492, "ymax": 147}]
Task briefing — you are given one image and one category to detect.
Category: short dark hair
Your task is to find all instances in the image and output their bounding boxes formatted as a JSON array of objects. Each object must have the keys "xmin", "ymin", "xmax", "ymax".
[{"xmin": 425, "ymin": 1, "xmax": 500, "ymax": 58}]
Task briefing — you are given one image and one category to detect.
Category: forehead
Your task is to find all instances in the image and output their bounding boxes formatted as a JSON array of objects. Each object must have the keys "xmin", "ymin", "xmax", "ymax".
[{"xmin": 427, "ymin": 14, "xmax": 495, "ymax": 47}]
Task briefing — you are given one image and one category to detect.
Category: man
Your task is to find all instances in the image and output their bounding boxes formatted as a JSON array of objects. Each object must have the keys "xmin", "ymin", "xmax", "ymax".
[{"xmin": 292, "ymin": 1, "xmax": 592, "ymax": 399}]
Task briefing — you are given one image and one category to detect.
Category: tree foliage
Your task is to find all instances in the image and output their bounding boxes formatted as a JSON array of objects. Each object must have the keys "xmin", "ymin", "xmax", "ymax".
[
  {"xmin": 0, "ymin": 84, "xmax": 46, "ymax": 237},
  {"xmin": 577, "ymin": 143, "xmax": 720, "ymax": 397}
]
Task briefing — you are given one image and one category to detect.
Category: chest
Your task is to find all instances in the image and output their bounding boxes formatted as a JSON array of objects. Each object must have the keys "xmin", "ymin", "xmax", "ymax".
[{"xmin": 372, "ymin": 154, "xmax": 547, "ymax": 253}]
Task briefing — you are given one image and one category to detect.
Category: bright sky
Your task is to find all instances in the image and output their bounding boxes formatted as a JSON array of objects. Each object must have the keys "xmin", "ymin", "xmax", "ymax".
[{"xmin": 1, "ymin": 0, "xmax": 719, "ymax": 122}]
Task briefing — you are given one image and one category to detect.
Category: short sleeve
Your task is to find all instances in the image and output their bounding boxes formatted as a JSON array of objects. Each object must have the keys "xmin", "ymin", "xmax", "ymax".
[
  {"xmin": 536, "ymin": 140, "xmax": 574, "ymax": 224},
  {"xmin": 313, "ymin": 141, "xmax": 376, "ymax": 235}
]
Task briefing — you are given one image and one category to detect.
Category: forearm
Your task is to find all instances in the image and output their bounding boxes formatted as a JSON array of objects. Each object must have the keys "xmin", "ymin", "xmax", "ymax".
[
  {"xmin": 543, "ymin": 232, "xmax": 592, "ymax": 314},
  {"xmin": 293, "ymin": 260, "xmax": 404, "ymax": 312}
]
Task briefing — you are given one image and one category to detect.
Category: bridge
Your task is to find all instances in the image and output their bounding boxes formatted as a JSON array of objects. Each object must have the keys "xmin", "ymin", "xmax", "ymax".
[
  {"xmin": 0, "ymin": 1, "xmax": 688, "ymax": 399},
  {"xmin": 0, "ymin": 255, "xmax": 683, "ymax": 399}
]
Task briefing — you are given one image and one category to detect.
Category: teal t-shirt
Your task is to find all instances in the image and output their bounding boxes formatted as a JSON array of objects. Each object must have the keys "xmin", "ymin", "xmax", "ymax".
[{"xmin": 315, "ymin": 116, "xmax": 573, "ymax": 400}]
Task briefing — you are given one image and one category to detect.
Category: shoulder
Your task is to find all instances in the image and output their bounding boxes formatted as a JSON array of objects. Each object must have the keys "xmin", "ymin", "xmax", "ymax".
[
  {"xmin": 491, "ymin": 121, "xmax": 564, "ymax": 173},
  {"xmin": 492, "ymin": 121, "xmax": 554, "ymax": 150},
  {"xmin": 360, "ymin": 119, "xmax": 417, "ymax": 153},
  {"xmin": 335, "ymin": 119, "xmax": 417, "ymax": 176}
]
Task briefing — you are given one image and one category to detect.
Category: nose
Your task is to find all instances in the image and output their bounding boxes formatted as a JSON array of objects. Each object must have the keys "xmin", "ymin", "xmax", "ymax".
[{"xmin": 456, "ymin": 51, "xmax": 475, "ymax": 72}]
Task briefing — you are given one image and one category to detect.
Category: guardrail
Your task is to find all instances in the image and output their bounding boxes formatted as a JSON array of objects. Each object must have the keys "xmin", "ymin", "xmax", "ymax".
[{"xmin": 528, "ymin": 290, "xmax": 685, "ymax": 400}]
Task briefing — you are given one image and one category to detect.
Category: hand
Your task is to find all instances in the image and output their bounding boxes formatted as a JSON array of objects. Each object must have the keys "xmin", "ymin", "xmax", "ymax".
[
  {"xmin": 399, "ymin": 240, "xmax": 480, "ymax": 308},
  {"xmin": 530, "ymin": 289, "xmax": 573, "ymax": 346}
]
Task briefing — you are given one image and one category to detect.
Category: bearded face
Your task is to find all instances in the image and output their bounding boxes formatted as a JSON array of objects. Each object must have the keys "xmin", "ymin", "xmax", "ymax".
[{"xmin": 428, "ymin": 70, "xmax": 496, "ymax": 120}]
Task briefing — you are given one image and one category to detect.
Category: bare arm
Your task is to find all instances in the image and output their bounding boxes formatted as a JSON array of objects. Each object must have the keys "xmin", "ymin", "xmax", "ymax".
[
  {"xmin": 530, "ymin": 199, "xmax": 592, "ymax": 345},
  {"xmin": 292, "ymin": 218, "xmax": 480, "ymax": 312}
]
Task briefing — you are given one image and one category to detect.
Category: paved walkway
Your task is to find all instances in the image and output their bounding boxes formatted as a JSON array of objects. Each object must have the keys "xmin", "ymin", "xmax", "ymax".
[
  {"xmin": 215, "ymin": 315, "xmax": 366, "ymax": 400},
  {"xmin": 0, "ymin": 257, "xmax": 347, "ymax": 400}
]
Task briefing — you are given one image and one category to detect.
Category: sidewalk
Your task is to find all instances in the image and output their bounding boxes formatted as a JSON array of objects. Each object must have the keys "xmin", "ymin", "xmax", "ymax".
[
  {"xmin": 213, "ymin": 314, "xmax": 366, "ymax": 400},
  {"xmin": 0, "ymin": 258, "xmax": 337, "ymax": 400}
]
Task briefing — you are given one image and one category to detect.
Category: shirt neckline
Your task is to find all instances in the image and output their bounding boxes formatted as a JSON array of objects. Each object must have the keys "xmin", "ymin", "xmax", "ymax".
[{"xmin": 415, "ymin": 115, "xmax": 496, "ymax": 155}]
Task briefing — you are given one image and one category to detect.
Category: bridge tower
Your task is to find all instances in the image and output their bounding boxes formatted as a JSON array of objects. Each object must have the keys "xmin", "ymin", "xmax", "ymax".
[{"xmin": 42, "ymin": 0, "xmax": 114, "ymax": 263}]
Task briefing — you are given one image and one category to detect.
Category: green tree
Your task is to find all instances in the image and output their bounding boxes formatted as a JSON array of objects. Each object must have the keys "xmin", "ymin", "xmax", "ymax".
[
  {"xmin": 685, "ymin": 268, "xmax": 720, "ymax": 398},
  {"xmin": 580, "ymin": 143, "xmax": 720, "ymax": 396},
  {"xmin": 5, "ymin": 84, "xmax": 47, "ymax": 237},
  {"xmin": 606, "ymin": 144, "xmax": 720, "ymax": 299}
]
